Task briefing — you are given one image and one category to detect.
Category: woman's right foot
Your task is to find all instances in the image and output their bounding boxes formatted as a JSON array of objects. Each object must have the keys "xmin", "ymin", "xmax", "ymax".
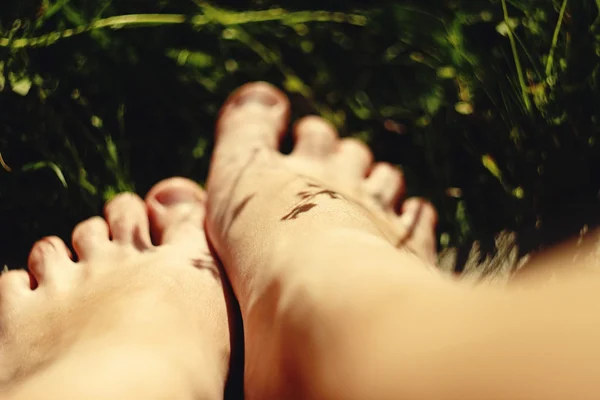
[
  {"xmin": 205, "ymin": 82, "xmax": 440, "ymax": 398},
  {"xmin": 207, "ymin": 82, "xmax": 437, "ymax": 268}
]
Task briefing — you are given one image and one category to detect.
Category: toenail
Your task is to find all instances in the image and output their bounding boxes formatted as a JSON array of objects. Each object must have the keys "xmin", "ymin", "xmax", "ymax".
[
  {"xmin": 234, "ymin": 91, "xmax": 278, "ymax": 108},
  {"xmin": 154, "ymin": 188, "xmax": 204, "ymax": 206}
]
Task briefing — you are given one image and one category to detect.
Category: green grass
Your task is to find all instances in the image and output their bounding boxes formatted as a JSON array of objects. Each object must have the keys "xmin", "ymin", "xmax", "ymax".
[{"xmin": 1, "ymin": 0, "xmax": 599, "ymax": 271}]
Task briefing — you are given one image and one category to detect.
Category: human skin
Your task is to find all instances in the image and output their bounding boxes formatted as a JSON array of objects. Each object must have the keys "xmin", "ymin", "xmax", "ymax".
[
  {"xmin": 3, "ymin": 80, "xmax": 600, "ymax": 400},
  {"xmin": 0, "ymin": 185, "xmax": 234, "ymax": 399},
  {"xmin": 205, "ymin": 81, "xmax": 600, "ymax": 400},
  {"xmin": 0, "ymin": 79, "xmax": 433, "ymax": 399}
]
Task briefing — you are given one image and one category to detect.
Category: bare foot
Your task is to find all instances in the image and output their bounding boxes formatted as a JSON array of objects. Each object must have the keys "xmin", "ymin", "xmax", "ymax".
[
  {"xmin": 205, "ymin": 82, "xmax": 439, "ymax": 397},
  {"xmin": 1, "ymin": 185, "xmax": 231, "ymax": 399},
  {"xmin": 207, "ymin": 81, "xmax": 437, "ymax": 280}
]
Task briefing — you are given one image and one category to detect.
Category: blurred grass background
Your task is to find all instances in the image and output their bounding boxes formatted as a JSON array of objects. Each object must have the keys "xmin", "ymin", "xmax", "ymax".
[{"xmin": 1, "ymin": 0, "xmax": 599, "ymax": 272}]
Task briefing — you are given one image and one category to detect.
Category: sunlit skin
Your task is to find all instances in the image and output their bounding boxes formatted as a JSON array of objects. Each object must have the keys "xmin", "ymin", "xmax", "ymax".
[
  {"xmin": 0, "ymin": 188, "xmax": 233, "ymax": 399},
  {"xmin": 204, "ymin": 82, "xmax": 600, "ymax": 400},
  {"xmin": 2, "ymin": 81, "xmax": 600, "ymax": 399}
]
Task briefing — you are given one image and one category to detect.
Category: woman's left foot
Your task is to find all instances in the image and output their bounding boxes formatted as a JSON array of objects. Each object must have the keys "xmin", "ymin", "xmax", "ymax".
[{"xmin": 1, "ymin": 181, "xmax": 231, "ymax": 400}]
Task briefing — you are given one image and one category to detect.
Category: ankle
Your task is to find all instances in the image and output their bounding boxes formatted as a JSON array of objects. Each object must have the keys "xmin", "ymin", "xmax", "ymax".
[{"xmin": 253, "ymin": 226, "xmax": 449, "ymax": 329}]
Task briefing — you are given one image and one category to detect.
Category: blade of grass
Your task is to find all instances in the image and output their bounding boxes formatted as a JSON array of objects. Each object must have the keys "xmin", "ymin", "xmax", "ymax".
[
  {"xmin": 545, "ymin": 0, "xmax": 569, "ymax": 77},
  {"xmin": 593, "ymin": 0, "xmax": 600, "ymax": 31},
  {"xmin": 513, "ymin": 31, "xmax": 542, "ymax": 78},
  {"xmin": 35, "ymin": 0, "xmax": 72, "ymax": 28},
  {"xmin": 501, "ymin": 0, "xmax": 532, "ymax": 114},
  {"xmin": 22, "ymin": 161, "xmax": 68, "ymax": 187},
  {"xmin": 1, "ymin": 9, "xmax": 368, "ymax": 49}
]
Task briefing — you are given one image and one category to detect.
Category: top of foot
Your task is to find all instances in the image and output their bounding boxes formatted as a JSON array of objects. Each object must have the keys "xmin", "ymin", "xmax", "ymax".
[
  {"xmin": 206, "ymin": 81, "xmax": 438, "ymax": 270},
  {"xmin": 0, "ymin": 184, "xmax": 231, "ymax": 399}
]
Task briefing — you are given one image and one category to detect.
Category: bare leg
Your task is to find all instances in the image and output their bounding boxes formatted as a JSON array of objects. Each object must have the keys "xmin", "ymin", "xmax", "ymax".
[
  {"xmin": 204, "ymin": 82, "xmax": 600, "ymax": 400},
  {"xmin": 1, "ymin": 185, "xmax": 232, "ymax": 399},
  {"xmin": 204, "ymin": 82, "xmax": 442, "ymax": 399}
]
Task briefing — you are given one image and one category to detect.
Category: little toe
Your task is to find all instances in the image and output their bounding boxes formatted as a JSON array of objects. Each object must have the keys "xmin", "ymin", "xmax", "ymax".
[
  {"xmin": 27, "ymin": 236, "xmax": 73, "ymax": 287},
  {"xmin": 334, "ymin": 138, "xmax": 374, "ymax": 180},
  {"xmin": 363, "ymin": 163, "xmax": 405, "ymax": 210},
  {"xmin": 104, "ymin": 192, "xmax": 152, "ymax": 250},
  {"xmin": 146, "ymin": 177, "xmax": 208, "ymax": 248},
  {"xmin": 72, "ymin": 217, "xmax": 111, "ymax": 261},
  {"xmin": 0, "ymin": 269, "xmax": 34, "ymax": 319},
  {"xmin": 397, "ymin": 198, "xmax": 438, "ymax": 265},
  {"xmin": 291, "ymin": 116, "xmax": 339, "ymax": 158},
  {"xmin": 0, "ymin": 269, "xmax": 34, "ymax": 298}
]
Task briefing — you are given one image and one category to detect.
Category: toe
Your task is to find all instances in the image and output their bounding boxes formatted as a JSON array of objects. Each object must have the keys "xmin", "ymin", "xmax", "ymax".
[
  {"xmin": 146, "ymin": 177, "xmax": 208, "ymax": 248},
  {"xmin": 27, "ymin": 236, "xmax": 73, "ymax": 286},
  {"xmin": 0, "ymin": 269, "xmax": 34, "ymax": 296},
  {"xmin": 104, "ymin": 193, "xmax": 152, "ymax": 249},
  {"xmin": 334, "ymin": 138, "xmax": 373, "ymax": 179},
  {"xmin": 363, "ymin": 163, "xmax": 405, "ymax": 210},
  {"xmin": 0, "ymin": 269, "xmax": 33, "ymax": 315},
  {"xmin": 291, "ymin": 116, "xmax": 339, "ymax": 158},
  {"xmin": 216, "ymin": 82, "xmax": 290, "ymax": 150},
  {"xmin": 210, "ymin": 82, "xmax": 291, "ymax": 198},
  {"xmin": 72, "ymin": 217, "xmax": 110, "ymax": 260},
  {"xmin": 397, "ymin": 198, "xmax": 438, "ymax": 265}
]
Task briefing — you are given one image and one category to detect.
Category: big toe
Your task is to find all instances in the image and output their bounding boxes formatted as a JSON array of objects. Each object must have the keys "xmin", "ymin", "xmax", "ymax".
[
  {"xmin": 146, "ymin": 177, "xmax": 208, "ymax": 248},
  {"xmin": 212, "ymin": 82, "xmax": 290, "ymax": 176}
]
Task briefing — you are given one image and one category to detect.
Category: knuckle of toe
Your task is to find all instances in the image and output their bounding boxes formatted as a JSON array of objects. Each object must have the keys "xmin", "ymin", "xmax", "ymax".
[
  {"xmin": 73, "ymin": 217, "xmax": 106, "ymax": 239},
  {"xmin": 403, "ymin": 199, "xmax": 438, "ymax": 222},
  {"xmin": 0, "ymin": 270, "xmax": 27, "ymax": 290},
  {"xmin": 343, "ymin": 138, "xmax": 371, "ymax": 157},
  {"xmin": 109, "ymin": 216, "xmax": 133, "ymax": 235},
  {"xmin": 422, "ymin": 202, "xmax": 439, "ymax": 223},
  {"xmin": 343, "ymin": 137, "xmax": 364, "ymax": 148},
  {"xmin": 388, "ymin": 171, "xmax": 403, "ymax": 188},
  {"xmin": 26, "ymin": 253, "xmax": 42, "ymax": 274},
  {"xmin": 117, "ymin": 192, "xmax": 141, "ymax": 204},
  {"xmin": 374, "ymin": 163, "xmax": 398, "ymax": 179},
  {"xmin": 382, "ymin": 163, "xmax": 401, "ymax": 177},
  {"xmin": 41, "ymin": 236, "xmax": 65, "ymax": 250},
  {"xmin": 31, "ymin": 237, "xmax": 55, "ymax": 257},
  {"xmin": 28, "ymin": 248, "xmax": 47, "ymax": 273},
  {"xmin": 300, "ymin": 116, "xmax": 336, "ymax": 134},
  {"xmin": 105, "ymin": 192, "xmax": 142, "ymax": 213}
]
